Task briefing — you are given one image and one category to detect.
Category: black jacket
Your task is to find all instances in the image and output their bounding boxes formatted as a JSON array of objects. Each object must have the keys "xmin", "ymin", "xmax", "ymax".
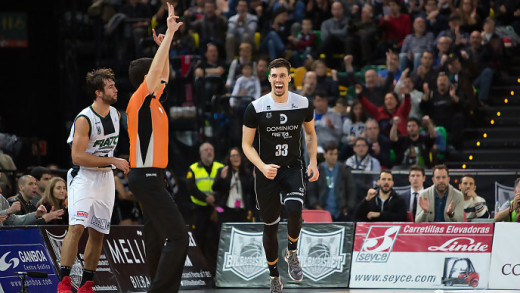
[
  {"xmin": 212, "ymin": 167, "xmax": 254, "ymax": 211},
  {"xmin": 355, "ymin": 189, "xmax": 407, "ymax": 222}
]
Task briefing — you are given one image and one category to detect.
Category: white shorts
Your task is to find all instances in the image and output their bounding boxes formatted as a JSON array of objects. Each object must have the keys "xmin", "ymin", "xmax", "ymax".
[{"xmin": 67, "ymin": 167, "xmax": 115, "ymax": 234}]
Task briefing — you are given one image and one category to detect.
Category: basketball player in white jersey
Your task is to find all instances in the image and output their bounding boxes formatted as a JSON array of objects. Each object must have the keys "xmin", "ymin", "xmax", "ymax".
[{"xmin": 57, "ymin": 68, "xmax": 129, "ymax": 293}]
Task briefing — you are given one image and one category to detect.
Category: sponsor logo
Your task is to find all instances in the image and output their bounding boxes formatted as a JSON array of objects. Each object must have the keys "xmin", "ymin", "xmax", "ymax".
[
  {"xmin": 76, "ymin": 211, "xmax": 89, "ymax": 219},
  {"xmin": 93, "ymin": 136, "xmax": 119, "ymax": 148},
  {"xmin": 502, "ymin": 264, "xmax": 520, "ymax": 276},
  {"xmin": 428, "ymin": 237, "xmax": 488, "ymax": 252},
  {"xmin": 266, "ymin": 112, "xmax": 272, "ymax": 119},
  {"xmin": 299, "ymin": 187, "xmax": 305, "ymax": 193},
  {"xmin": 46, "ymin": 230, "xmax": 84, "ymax": 289},
  {"xmin": 280, "ymin": 114, "xmax": 288, "ymax": 124},
  {"xmin": 97, "ymin": 126, "xmax": 102, "ymax": 135},
  {"xmin": 356, "ymin": 225, "xmax": 400, "ymax": 263},
  {"xmin": 267, "ymin": 105, "xmax": 271, "ymax": 110},
  {"xmin": 145, "ymin": 173, "xmax": 157, "ymax": 177},
  {"xmin": 223, "ymin": 227, "xmax": 267, "ymax": 281},
  {"xmin": 266, "ymin": 125, "xmax": 299, "ymax": 132},
  {"xmin": 298, "ymin": 228, "xmax": 347, "ymax": 281},
  {"xmin": 91, "ymin": 216, "xmax": 111, "ymax": 231},
  {"xmin": 0, "ymin": 252, "xmax": 20, "ymax": 271},
  {"xmin": 291, "ymin": 103, "xmax": 297, "ymax": 109}
]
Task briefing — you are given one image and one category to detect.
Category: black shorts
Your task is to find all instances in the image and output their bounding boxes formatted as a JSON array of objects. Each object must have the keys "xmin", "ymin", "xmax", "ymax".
[{"xmin": 254, "ymin": 164, "xmax": 306, "ymax": 224}]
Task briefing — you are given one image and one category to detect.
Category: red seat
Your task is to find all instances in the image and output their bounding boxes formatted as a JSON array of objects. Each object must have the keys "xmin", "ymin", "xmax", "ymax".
[
  {"xmin": 406, "ymin": 211, "xmax": 414, "ymax": 222},
  {"xmin": 302, "ymin": 210, "xmax": 333, "ymax": 223}
]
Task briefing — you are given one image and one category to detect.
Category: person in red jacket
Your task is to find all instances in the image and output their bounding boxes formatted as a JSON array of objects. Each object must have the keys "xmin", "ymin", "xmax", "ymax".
[
  {"xmin": 356, "ymin": 83, "xmax": 411, "ymax": 138},
  {"xmin": 379, "ymin": 0, "xmax": 412, "ymax": 48}
]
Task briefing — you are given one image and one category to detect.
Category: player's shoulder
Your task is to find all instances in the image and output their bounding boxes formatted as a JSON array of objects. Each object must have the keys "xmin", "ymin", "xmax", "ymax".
[
  {"xmin": 288, "ymin": 92, "xmax": 310, "ymax": 109},
  {"xmin": 249, "ymin": 93, "xmax": 271, "ymax": 113}
]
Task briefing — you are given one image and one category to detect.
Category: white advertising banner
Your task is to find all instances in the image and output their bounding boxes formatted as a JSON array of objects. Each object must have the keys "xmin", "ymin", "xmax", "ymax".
[
  {"xmin": 350, "ymin": 222, "xmax": 494, "ymax": 289},
  {"xmin": 488, "ymin": 222, "xmax": 520, "ymax": 289}
]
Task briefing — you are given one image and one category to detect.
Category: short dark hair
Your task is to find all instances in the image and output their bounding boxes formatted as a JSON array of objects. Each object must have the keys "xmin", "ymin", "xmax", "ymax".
[
  {"xmin": 407, "ymin": 117, "xmax": 421, "ymax": 126},
  {"xmin": 268, "ymin": 58, "xmax": 291, "ymax": 75},
  {"xmin": 324, "ymin": 142, "xmax": 338, "ymax": 152},
  {"xmin": 432, "ymin": 164, "xmax": 449, "ymax": 176},
  {"xmin": 409, "ymin": 165, "xmax": 425, "ymax": 176},
  {"xmin": 86, "ymin": 68, "xmax": 115, "ymax": 99},
  {"xmin": 461, "ymin": 174, "xmax": 475, "ymax": 182},
  {"xmin": 30, "ymin": 166, "xmax": 51, "ymax": 181},
  {"xmin": 314, "ymin": 90, "xmax": 328, "ymax": 99},
  {"xmin": 354, "ymin": 137, "xmax": 368, "ymax": 146},
  {"xmin": 380, "ymin": 169, "xmax": 393, "ymax": 179},
  {"xmin": 129, "ymin": 58, "xmax": 153, "ymax": 89}
]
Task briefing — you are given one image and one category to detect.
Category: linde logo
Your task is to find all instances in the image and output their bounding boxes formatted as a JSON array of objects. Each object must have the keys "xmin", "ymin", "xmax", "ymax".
[
  {"xmin": 428, "ymin": 237, "xmax": 488, "ymax": 252},
  {"xmin": 356, "ymin": 226, "xmax": 400, "ymax": 263},
  {"xmin": 223, "ymin": 227, "xmax": 267, "ymax": 281},
  {"xmin": 298, "ymin": 228, "xmax": 346, "ymax": 281},
  {"xmin": 0, "ymin": 252, "xmax": 20, "ymax": 271}
]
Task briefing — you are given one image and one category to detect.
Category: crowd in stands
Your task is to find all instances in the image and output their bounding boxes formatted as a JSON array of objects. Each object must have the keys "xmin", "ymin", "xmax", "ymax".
[{"xmin": 2, "ymin": 0, "xmax": 520, "ymax": 274}]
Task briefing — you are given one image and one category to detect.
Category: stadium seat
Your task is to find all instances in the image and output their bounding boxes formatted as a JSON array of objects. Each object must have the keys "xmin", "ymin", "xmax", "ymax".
[
  {"xmin": 302, "ymin": 210, "xmax": 333, "ymax": 223},
  {"xmin": 292, "ymin": 66, "xmax": 307, "ymax": 90}
]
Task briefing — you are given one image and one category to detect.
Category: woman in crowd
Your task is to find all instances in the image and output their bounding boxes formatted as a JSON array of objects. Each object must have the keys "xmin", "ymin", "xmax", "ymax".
[{"xmin": 37, "ymin": 177, "xmax": 68, "ymax": 225}]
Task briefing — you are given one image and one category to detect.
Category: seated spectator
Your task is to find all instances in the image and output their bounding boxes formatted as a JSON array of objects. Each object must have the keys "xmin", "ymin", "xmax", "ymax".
[
  {"xmin": 351, "ymin": 4, "xmax": 378, "ymax": 65},
  {"xmin": 297, "ymin": 70, "xmax": 318, "ymax": 101},
  {"xmin": 37, "ymin": 177, "xmax": 69, "ymax": 225},
  {"xmin": 434, "ymin": 13, "xmax": 469, "ymax": 50},
  {"xmin": 260, "ymin": 6, "xmax": 291, "ymax": 60},
  {"xmin": 312, "ymin": 60, "xmax": 339, "ymax": 105},
  {"xmin": 433, "ymin": 36, "xmax": 453, "ymax": 69},
  {"xmin": 314, "ymin": 91, "xmax": 342, "ymax": 149},
  {"xmin": 184, "ymin": 0, "xmax": 205, "ymax": 22},
  {"xmin": 0, "ymin": 137, "xmax": 17, "ymax": 196},
  {"xmin": 318, "ymin": 1, "xmax": 349, "ymax": 69},
  {"xmin": 230, "ymin": 63, "xmax": 261, "ymax": 107},
  {"xmin": 399, "ymin": 165, "xmax": 426, "ymax": 220},
  {"xmin": 194, "ymin": 42, "xmax": 226, "ymax": 79},
  {"xmin": 395, "ymin": 69, "xmax": 423, "ymax": 119},
  {"xmin": 446, "ymin": 53, "xmax": 478, "ymax": 111},
  {"xmin": 2, "ymin": 176, "xmax": 64, "ymax": 225},
  {"xmin": 119, "ymin": 0, "xmax": 153, "ymax": 59},
  {"xmin": 494, "ymin": 178, "xmax": 520, "ymax": 222},
  {"xmin": 420, "ymin": 118, "xmax": 446, "ymax": 165},
  {"xmin": 411, "ymin": 51, "xmax": 436, "ymax": 92},
  {"xmin": 459, "ymin": 175, "xmax": 490, "ymax": 220},
  {"xmin": 169, "ymin": 21, "xmax": 196, "ymax": 58},
  {"xmin": 212, "ymin": 147, "xmax": 254, "ymax": 223},
  {"xmin": 225, "ymin": 0, "xmax": 258, "ymax": 63},
  {"xmin": 415, "ymin": 164, "xmax": 464, "ymax": 222},
  {"xmin": 364, "ymin": 118, "xmax": 391, "ymax": 169},
  {"xmin": 494, "ymin": 1, "xmax": 520, "ymax": 34},
  {"xmin": 399, "ymin": 17, "xmax": 435, "ymax": 72},
  {"xmin": 308, "ymin": 142, "xmax": 356, "ymax": 221},
  {"xmin": 378, "ymin": 0, "xmax": 411, "ymax": 52},
  {"xmin": 341, "ymin": 99, "xmax": 368, "ymax": 146},
  {"xmin": 378, "ymin": 50, "xmax": 402, "ymax": 82},
  {"xmin": 191, "ymin": 0, "xmax": 227, "ymax": 50},
  {"xmin": 256, "ymin": 56, "xmax": 271, "ymax": 95},
  {"xmin": 334, "ymin": 97, "xmax": 349, "ymax": 123},
  {"xmin": 226, "ymin": 42, "xmax": 257, "ymax": 90},
  {"xmin": 420, "ymin": 71, "xmax": 465, "ymax": 149},
  {"xmin": 287, "ymin": 18, "xmax": 317, "ymax": 67},
  {"xmin": 305, "ymin": 0, "xmax": 333, "ymax": 31},
  {"xmin": 354, "ymin": 170, "xmax": 407, "ymax": 222},
  {"xmin": 390, "ymin": 116, "xmax": 436, "ymax": 169},
  {"xmin": 30, "ymin": 166, "xmax": 53, "ymax": 206},
  {"xmin": 465, "ymin": 30, "xmax": 496, "ymax": 104},
  {"xmin": 420, "ymin": 0, "xmax": 449, "ymax": 36},
  {"xmin": 346, "ymin": 137, "xmax": 381, "ymax": 171},
  {"xmin": 457, "ymin": 0, "xmax": 481, "ymax": 34},
  {"xmin": 357, "ymin": 83, "xmax": 411, "ymax": 137}
]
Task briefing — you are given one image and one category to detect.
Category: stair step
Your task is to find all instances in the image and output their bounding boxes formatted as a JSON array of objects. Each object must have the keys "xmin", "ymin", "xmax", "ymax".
[
  {"xmin": 463, "ymin": 127, "xmax": 520, "ymax": 139},
  {"xmin": 445, "ymin": 161, "xmax": 520, "ymax": 169},
  {"xmin": 448, "ymin": 149, "xmax": 520, "ymax": 162},
  {"xmin": 462, "ymin": 138, "xmax": 520, "ymax": 148}
]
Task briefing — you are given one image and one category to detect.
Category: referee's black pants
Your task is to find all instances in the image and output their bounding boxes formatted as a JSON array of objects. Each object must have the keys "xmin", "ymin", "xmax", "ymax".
[{"xmin": 128, "ymin": 168, "xmax": 189, "ymax": 293}]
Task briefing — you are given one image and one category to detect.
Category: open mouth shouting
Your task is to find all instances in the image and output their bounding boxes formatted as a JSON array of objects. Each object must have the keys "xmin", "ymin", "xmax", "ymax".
[{"xmin": 274, "ymin": 83, "xmax": 284, "ymax": 95}]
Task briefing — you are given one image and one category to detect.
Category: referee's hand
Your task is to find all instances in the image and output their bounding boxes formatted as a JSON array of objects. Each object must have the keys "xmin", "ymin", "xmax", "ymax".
[{"xmin": 261, "ymin": 164, "xmax": 280, "ymax": 180}]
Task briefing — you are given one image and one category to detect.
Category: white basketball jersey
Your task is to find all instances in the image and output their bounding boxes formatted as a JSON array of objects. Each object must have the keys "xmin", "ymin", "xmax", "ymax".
[{"xmin": 67, "ymin": 106, "xmax": 120, "ymax": 161}]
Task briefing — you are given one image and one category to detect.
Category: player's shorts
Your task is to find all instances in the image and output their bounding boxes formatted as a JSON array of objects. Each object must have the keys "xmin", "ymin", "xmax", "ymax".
[
  {"xmin": 67, "ymin": 167, "xmax": 115, "ymax": 234},
  {"xmin": 254, "ymin": 162, "xmax": 306, "ymax": 224}
]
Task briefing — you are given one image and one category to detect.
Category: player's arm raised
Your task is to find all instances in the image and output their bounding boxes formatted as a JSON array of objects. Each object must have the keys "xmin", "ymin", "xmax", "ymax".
[
  {"xmin": 71, "ymin": 117, "xmax": 129, "ymax": 173},
  {"xmin": 303, "ymin": 119, "xmax": 319, "ymax": 182}
]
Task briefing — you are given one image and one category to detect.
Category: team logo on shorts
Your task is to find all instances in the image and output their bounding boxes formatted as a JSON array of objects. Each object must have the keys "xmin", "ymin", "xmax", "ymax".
[
  {"xmin": 223, "ymin": 227, "xmax": 267, "ymax": 281},
  {"xmin": 91, "ymin": 216, "xmax": 110, "ymax": 230},
  {"xmin": 298, "ymin": 228, "xmax": 347, "ymax": 281}
]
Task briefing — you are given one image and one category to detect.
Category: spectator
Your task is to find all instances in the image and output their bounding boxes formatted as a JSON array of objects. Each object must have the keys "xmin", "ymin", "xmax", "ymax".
[
  {"xmin": 459, "ymin": 175, "xmax": 490, "ymax": 220},
  {"xmin": 256, "ymin": 56, "xmax": 271, "ymax": 94},
  {"xmin": 415, "ymin": 164, "xmax": 464, "ymax": 222},
  {"xmin": 305, "ymin": 0, "xmax": 332, "ymax": 31},
  {"xmin": 260, "ymin": 6, "xmax": 291, "ymax": 61},
  {"xmin": 494, "ymin": 0, "xmax": 520, "ymax": 34},
  {"xmin": 352, "ymin": 4, "xmax": 378, "ymax": 65},
  {"xmin": 433, "ymin": 36, "xmax": 453, "ymax": 68},
  {"xmin": 390, "ymin": 116, "xmax": 436, "ymax": 169},
  {"xmin": 187, "ymin": 142, "xmax": 224, "ymax": 271},
  {"xmin": 226, "ymin": 42, "xmax": 257, "ymax": 90},
  {"xmin": 314, "ymin": 91, "xmax": 342, "ymax": 149},
  {"xmin": 494, "ymin": 178, "xmax": 520, "ymax": 222},
  {"xmin": 465, "ymin": 30, "xmax": 495, "ymax": 104},
  {"xmin": 297, "ymin": 70, "xmax": 318, "ymax": 101},
  {"xmin": 230, "ymin": 63, "xmax": 261, "ymax": 107},
  {"xmin": 3, "ymin": 176, "xmax": 63, "ymax": 225},
  {"xmin": 365, "ymin": 118, "xmax": 391, "ymax": 169},
  {"xmin": 307, "ymin": 142, "xmax": 356, "ymax": 221},
  {"xmin": 225, "ymin": 0, "xmax": 258, "ymax": 63},
  {"xmin": 37, "ymin": 177, "xmax": 68, "ymax": 225},
  {"xmin": 212, "ymin": 147, "xmax": 254, "ymax": 223},
  {"xmin": 421, "ymin": 0, "xmax": 449, "ymax": 36},
  {"xmin": 184, "ymin": 0, "xmax": 206, "ymax": 21},
  {"xmin": 341, "ymin": 99, "xmax": 368, "ymax": 146},
  {"xmin": 319, "ymin": 1, "xmax": 349, "ymax": 69},
  {"xmin": 357, "ymin": 83, "xmax": 412, "ymax": 138},
  {"xmin": 445, "ymin": 53, "xmax": 478, "ymax": 111},
  {"xmin": 378, "ymin": 0, "xmax": 412, "ymax": 49},
  {"xmin": 334, "ymin": 97, "xmax": 349, "ymax": 123},
  {"xmin": 354, "ymin": 170, "xmax": 407, "ymax": 222},
  {"xmin": 119, "ymin": 0, "xmax": 153, "ymax": 59},
  {"xmin": 399, "ymin": 165, "xmax": 426, "ymax": 220},
  {"xmin": 411, "ymin": 51, "xmax": 436, "ymax": 92},
  {"xmin": 29, "ymin": 166, "xmax": 53, "ymax": 206},
  {"xmin": 399, "ymin": 17, "xmax": 435, "ymax": 72},
  {"xmin": 346, "ymin": 137, "xmax": 381, "ymax": 171},
  {"xmin": 191, "ymin": 0, "xmax": 227, "ymax": 50},
  {"xmin": 395, "ymin": 68, "xmax": 423, "ymax": 119},
  {"xmin": 169, "ymin": 21, "xmax": 196, "ymax": 58},
  {"xmin": 194, "ymin": 42, "xmax": 226, "ymax": 79},
  {"xmin": 312, "ymin": 60, "xmax": 339, "ymax": 105},
  {"xmin": 0, "ymin": 137, "xmax": 17, "ymax": 197},
  {"xmin": 420, "ymin": 71, "xmax": 465, "ymax": 149},
  {"xmin": 457, "ymin": 0, "xmax": 480, "ymax": 34},
  {"xmin": 434, "ymin": 13, "xmax": 469, "ymax": 50},
  {"xmin": 288, "ymin": 18, "xmax": 317, "ymax": 67}
]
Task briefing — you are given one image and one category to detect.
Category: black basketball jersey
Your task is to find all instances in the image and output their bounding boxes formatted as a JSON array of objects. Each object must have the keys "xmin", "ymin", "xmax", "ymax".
[{"xmin": 243, "ymin": 92, "xmax": 314, "ymax": 166}]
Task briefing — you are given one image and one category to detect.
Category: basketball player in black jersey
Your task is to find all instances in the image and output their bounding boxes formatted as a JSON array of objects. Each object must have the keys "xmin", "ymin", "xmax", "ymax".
[{"xmin": 242, "ymin": 58, "xmax": 319, "ymax": 292}]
